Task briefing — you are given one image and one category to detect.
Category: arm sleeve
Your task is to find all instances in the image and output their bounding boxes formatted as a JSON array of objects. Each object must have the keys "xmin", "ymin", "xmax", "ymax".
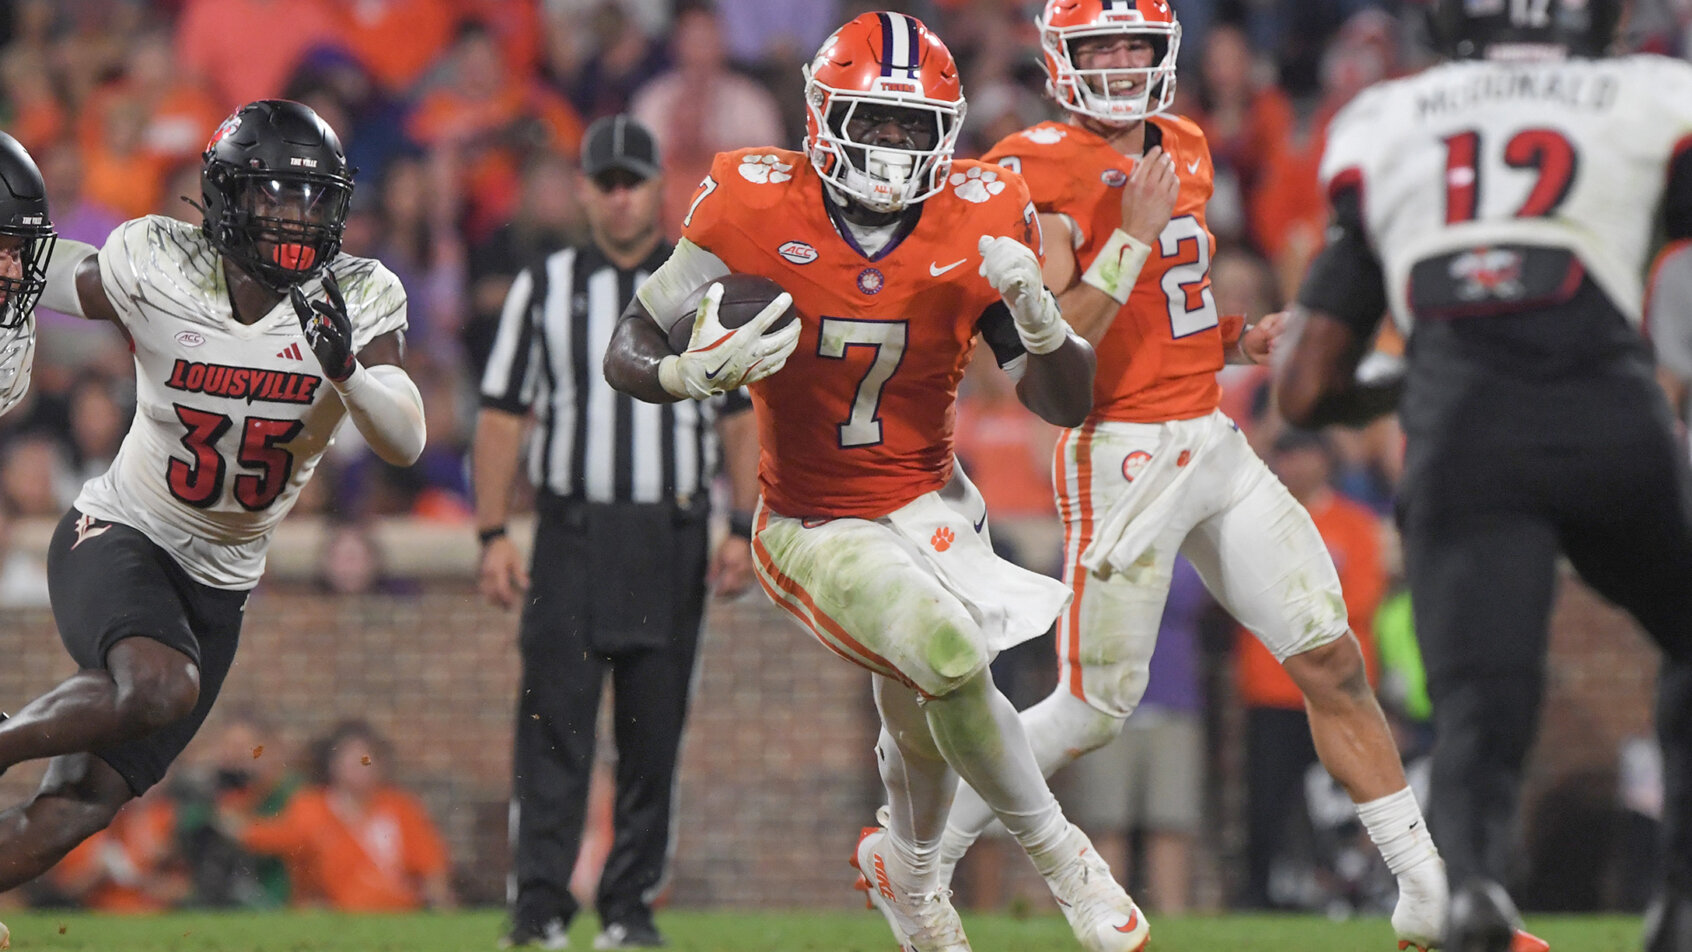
[
  {"xmin": 1295, "ymin": 181, "xmax": 1389, "ymax": 340},
  {"xmin": 335, "ymin": 363, "xmax": 427, "ymax": 467},
  {"xmin": 480, "ymin": 265, "xmax": 541, "ymax": 413},
  {"xmin": 1663, "ymin": 135, "xmax": 1692, "ymax": 242},
  {"xmin": 632, "ymin": 238, "xmax": 731, "ymax": 338},
  {"xmin": 40, "ymin": 237, "xmax": 98, "ymax": 317},
  {"xmin": 1649, "ymin": 242, "xmax": 1692, "ymax": 379}
]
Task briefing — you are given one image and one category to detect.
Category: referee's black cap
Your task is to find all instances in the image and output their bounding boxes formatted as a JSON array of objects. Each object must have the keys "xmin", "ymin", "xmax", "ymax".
[{"xmin": 581, "ymin": 114, "xmax": 661, "ymax": 181}]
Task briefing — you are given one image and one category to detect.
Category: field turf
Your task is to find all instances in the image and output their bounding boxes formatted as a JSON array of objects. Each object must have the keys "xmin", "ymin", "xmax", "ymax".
[{"xmin": 0, "ymin": 909, "xmax": 1645, "ymax": 952}]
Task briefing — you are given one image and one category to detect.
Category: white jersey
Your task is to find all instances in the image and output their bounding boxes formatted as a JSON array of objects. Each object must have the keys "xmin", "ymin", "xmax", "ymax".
[
  {"xmin": 1321, "ymin": 54, "xmax": 1692, "ymax": 331},
  {"xmin": 76, "ymin": 216, "xmax": 407, "ymax": 589}
]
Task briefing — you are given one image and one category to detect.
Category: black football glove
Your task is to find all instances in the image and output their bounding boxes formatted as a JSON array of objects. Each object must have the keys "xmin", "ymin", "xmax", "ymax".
[{"xmin": 289, "ymin": 270, "xmax": 356, "ymax": 382}]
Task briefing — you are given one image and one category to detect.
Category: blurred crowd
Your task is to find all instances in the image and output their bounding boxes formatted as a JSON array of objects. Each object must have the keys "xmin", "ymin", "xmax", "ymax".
[{"xmin": 1, "ymin": 0, "xmax": 1687, "ymax": 917}]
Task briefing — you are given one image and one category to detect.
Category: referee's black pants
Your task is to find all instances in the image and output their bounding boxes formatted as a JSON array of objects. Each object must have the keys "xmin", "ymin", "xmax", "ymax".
[
  {"xmin": 1399, "ymin": 358, "xmax": 1692, "ymax": 896},
  {"xmin": 509, "ymin": 497, "xmax": 709, "ymax": 932}
]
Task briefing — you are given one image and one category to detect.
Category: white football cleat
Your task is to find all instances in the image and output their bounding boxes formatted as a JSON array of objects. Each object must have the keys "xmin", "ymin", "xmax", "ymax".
[
  {"xmin": 1044, "ymin": 825, "xmax": 1149, "ymax": 952},
  {"xmin": 1392, "ymin": 857, "xmax": 1449, "ymax": 951},
  {"xmin": 851, "ymin": 825, "xmax": 972, "ymax": 952}
]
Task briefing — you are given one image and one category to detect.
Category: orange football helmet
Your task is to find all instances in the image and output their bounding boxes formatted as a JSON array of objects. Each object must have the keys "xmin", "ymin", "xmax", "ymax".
[
  {"xmin": 1039, "ymin": 0, "xmax": 1181, "ymax": 125},
  {"xmin": 802, "ymin": 11, "xmax": 965, "ymax": 213}
]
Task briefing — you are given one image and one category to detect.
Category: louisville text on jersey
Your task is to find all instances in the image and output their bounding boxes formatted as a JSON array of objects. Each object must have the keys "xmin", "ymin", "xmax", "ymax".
[{"xmin": 165, "ymin": 359, "xmax": 323, "ymax": 405}]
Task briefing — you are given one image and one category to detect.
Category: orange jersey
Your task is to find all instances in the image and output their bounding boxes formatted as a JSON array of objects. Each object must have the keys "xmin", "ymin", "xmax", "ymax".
[
  {"xmin": 984, "ymin": 116, "xmax": 1225, "ymax": 423},
  {"xmin": 682, "ymin": 148, "xmax": 1040, "ymax": 519}
]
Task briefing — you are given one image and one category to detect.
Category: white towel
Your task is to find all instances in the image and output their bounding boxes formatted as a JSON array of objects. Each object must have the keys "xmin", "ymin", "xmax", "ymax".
[
  {"xmin": 883, "ymin": 491, "xmax": 1072, "ymax": 652},
  {"xmin": 1079, "ymin": 415, "xmax": 1219, "ymax": 580}
]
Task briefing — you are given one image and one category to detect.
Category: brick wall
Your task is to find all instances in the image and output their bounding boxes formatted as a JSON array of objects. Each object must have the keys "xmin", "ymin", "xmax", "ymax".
[{"xmin": 0, "ymin": 556, "xmax": 1662, "ymax": 910}]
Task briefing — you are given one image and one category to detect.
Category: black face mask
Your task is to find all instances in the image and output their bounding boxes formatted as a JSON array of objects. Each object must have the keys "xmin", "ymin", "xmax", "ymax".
[{"xmin": 215, "ymin": 768, "xmax": 254, "ymax": 792}]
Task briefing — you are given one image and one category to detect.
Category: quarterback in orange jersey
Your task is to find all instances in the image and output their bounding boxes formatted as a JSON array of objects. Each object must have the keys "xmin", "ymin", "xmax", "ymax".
[
  {"xmin": 606, "ymin": 12, "xmax": 1154, "ymax": 952},
  {"xmin": 936, "ymin": 2, "xmax": 1453, "ymax": 949}
]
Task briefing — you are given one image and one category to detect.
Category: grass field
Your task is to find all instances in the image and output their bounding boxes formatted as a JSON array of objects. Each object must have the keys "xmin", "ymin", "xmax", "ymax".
[{"xmin": 0, "ymin": 909, "xmax": 1646, "ymax": 952}]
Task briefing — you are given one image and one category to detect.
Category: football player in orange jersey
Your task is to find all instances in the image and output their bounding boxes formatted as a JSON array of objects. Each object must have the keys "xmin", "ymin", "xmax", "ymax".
[
  {"xmin": 605, "ymin": 12, "xmax": 1156, "ymax": 952},
  {"xmin": 932, "ymin": 2, "xmax": 1453, "ymax": 948}
]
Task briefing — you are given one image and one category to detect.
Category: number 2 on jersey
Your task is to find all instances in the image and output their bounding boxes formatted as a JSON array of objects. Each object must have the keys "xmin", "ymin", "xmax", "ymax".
[
  {"xmin": 169, "ymin": 406, "xmax": 303, "ymax": 510},
  {"xmin": 1443, "ymin": 128, "xmax": 1578, "ymax": 224}
]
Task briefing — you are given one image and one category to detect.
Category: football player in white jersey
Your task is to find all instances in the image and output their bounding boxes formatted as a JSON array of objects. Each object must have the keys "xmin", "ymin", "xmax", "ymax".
[
  {"xmin": 0, "ymin": 131, "xmax": 55, "ymax": 423},
  {"xmin": 1275, "ymin": 2, "xmax": 1692, "ymax": 949},
  {"xmin": 0, "ymin": 101, "xmax": 425, "ymax": 931}
]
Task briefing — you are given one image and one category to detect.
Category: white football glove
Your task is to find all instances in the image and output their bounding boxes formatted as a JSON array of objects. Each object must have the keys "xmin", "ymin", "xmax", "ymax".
[
  {"xmin": 659, "ymin": 282, "xmax": 802, "ymax": 400},
  {"xmin": 978, "ymin": 235, "xmax": 1068, "ymax": 354}
]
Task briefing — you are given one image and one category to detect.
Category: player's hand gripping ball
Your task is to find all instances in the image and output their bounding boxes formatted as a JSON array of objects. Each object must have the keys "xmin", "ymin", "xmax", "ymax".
[{"xmin": 662, "ymin": 274, "xmax": 801, "ymax": 397}]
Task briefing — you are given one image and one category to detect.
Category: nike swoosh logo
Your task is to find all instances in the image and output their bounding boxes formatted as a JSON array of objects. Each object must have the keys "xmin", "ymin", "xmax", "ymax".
[
  {"xmin": 930, "ymin": 259, "xmax": 967, "ymax": 277},
  {"xmin": 1186, "ymin": 158, "xmax": 1201, "ymax": 174},
  {"xmin": 704, "ymin": 360, "xmax": 730, "ymax": 380},
  {"xmin": 973, "ymin": 512, "xmax": 987, "ymax": 534},
  {"xmin": 1115, "ymin": 909, "xmax": 1141, "ymax": 934}
]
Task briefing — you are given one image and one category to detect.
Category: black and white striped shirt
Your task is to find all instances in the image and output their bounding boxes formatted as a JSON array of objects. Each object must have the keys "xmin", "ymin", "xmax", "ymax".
[{"xmin": 480, "ymin": 242, "xmax": 748, "ymax": 505}]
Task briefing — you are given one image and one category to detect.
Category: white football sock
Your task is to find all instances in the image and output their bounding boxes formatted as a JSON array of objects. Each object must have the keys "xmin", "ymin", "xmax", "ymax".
[
  {"xmin": 923, "ymin": 672, "xmax": 1076, "ymax": 878},
  {"xmin": 940, "ymin": 690, "xmax": 1126, "ymax": 873},
  {"xmin": 1356, "ymin": 785, "xmax": 1442, "ymax": 876},
  {"xmin": 873, "ymin": 683, "xmax": 958, "ymax": 889}
]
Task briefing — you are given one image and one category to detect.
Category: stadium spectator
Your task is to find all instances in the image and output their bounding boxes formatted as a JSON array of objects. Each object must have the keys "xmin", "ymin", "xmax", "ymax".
[
  {"xmin": 41, "ymin": 782, "xmax": 191, "ymax": 912},
  {"xmin": 1233, "ymin": 428, "xmax": 1385, "ymax": 910},
  {"xmin": 228, "ymin": 720, "xmax": 454, "ymax": 912},
  {"xmin": 407, "ymin": 19, "xmax": 585, "ymax": 238},
  {"xmin": 1187, "ymin": 22, "xmax": 1293, "ymax": 247},
  {"xmin": 558, "ymin": 2, "xmax": 671, "ymax": 121},
  {"xmin": 176, "ymin": 712, "xmax": 304, "ymax": 909},
  {"xmin": 461, "ymin": 150, "xmax": 585, "ymax": 377},
  {"xmin": 630, "ymin": 1, "xmax": 784, "ymax": 229},
  {"xmin": 173, "ymin": 0, "xmax": 340, "ymax": 109},
  {"xmin": 330, "ymin": 0, "xmax": 457, "ymax": 96},
  {"xmin": 0, "ymin": 495, "xmax": 50, "ymax": 609}
]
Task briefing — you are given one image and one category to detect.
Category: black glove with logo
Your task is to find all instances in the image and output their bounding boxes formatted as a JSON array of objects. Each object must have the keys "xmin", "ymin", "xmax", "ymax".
[{"xmin": 289, "ymin": 269, "xmax": 356, "ymax": 382}]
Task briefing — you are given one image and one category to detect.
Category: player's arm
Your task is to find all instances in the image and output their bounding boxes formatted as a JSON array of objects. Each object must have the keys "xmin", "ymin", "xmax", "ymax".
[
  {"xmin": 1273, "ymin": 182, "xmax": 1398, "ymax": 428},
  {"xmin": 978, "ymin": 236, "xmax": 1096, "ymax": 427},
  {"xmin": 605, "ymin": 237, "xmax": 797, "ymax": 404},
  {"xmin": 291, "ymin": 271, "xmax": 426, "ymax": 467},
  {"xmin": 1042, "ymin": 146, "xmax": 1180, "ymax": 346},
  {"xmin": 40, "ymin": 237, "xmax": 122, "ymax": 324}
]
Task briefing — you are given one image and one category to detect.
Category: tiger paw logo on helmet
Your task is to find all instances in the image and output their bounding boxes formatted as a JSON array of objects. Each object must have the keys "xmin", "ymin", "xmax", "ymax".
[
  {"xmin": 950, "ymin": 167, "xmax": 1005, "ymax": 204},
  {"xmin": 739, "ymin": 154, "xmax": 794, "ymax": 185}
]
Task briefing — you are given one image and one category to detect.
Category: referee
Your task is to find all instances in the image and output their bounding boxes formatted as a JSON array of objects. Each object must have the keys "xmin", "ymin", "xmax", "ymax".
[{"xmin": 473, "ymin": 115, "xmax": 758, "ymax": 951}]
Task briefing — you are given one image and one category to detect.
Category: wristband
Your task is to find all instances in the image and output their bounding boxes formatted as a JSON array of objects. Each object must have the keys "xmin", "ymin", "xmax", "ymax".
[
  {"xmin": 477, "ymin": 526, "xmax": 508, "ymax": 546},
  {"xmin": 1080, "ymin": 229, "xmax": 1152, "ymax": 305},
  {"xmin": 728, "ymin": 510, "xmax": 756, "ymax": 539}
]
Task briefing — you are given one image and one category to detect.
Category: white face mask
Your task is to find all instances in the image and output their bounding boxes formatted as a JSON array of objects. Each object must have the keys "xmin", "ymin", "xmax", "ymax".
[
  {"xmin": 802, "ymin": 71, "xmax": 965, "ymax": 215},
  {"xmin": 841, "ymin": 147, "xmax": 916, "ymax": 213}
]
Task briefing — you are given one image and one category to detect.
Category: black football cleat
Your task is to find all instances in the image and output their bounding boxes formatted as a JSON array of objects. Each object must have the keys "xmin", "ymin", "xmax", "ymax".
[
  {"xmin": 1645, "ymin": 888, "xmax": 1692, "ymax": 952},
  {"xmin": 1445, "ymin": 879, "xmax": 1520, "ymax": 952}
]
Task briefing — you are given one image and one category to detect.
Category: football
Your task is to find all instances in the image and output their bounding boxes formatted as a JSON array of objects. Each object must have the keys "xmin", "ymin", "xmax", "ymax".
[{"xmin": 667, "ymin": 273, "xmax": 799, "ymax": 355}]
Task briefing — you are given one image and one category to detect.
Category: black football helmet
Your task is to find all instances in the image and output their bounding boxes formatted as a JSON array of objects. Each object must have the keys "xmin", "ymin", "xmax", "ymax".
[
  {"xmin": 200, "ymin": 100, "xmax": 354, "ymax": 293},
  {"xmin": 0, "ymin": 130, "xmax": 56, "ymax": 330},
  {"xmin": 1427, "ymin": 0, "xmax": 1621, "ymax": 60}
]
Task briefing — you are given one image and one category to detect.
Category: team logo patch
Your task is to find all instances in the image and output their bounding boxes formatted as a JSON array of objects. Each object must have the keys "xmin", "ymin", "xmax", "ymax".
[
  {"xmin": 950, "ymin": 167, "xmax": 1005, "ymax": 204},
  {"xmin": 1122, "ymin": 450, "xmax": 1153, "ymax": 482},
  {"xmin": 71, "ymin": 513, "xmax": 110, "ymax": 550},
  {"xmin": 1450, "ymin": 246, "xmax": 1524, "ymax": 301},
  {"xmin": 778, "ymin": 241, "xmax": 818, "ymax": 265},
  {"xmin": 856, "ymin": 268, "xmax": 884, "ymax": 295},
  {"xmin": 1101, "ymin": 168, "xmax": 1129, "ymax": 187},
  {"xmin": 930, "ymin": 527, "xmax": 956, "ymax": 552},
  {"xmin": 739, "ymin": 153, "xmax": 793, "ymax": 184},
  {"xmin": 175, "ymin": 331, "xmax": 206, "ymax": 347},
  {"xmin": 1023, "ymin": 126, "xmax": 1067, "ymax": 145},
  {"xmin": 206, "ymin": 113, "xmax": 242, "ymax": 152}
]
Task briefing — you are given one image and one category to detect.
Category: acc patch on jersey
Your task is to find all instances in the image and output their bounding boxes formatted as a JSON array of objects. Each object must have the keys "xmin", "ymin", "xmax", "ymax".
[{"xmin": 778, "ymin": 241, "xmax": 819, "ymax": 265}]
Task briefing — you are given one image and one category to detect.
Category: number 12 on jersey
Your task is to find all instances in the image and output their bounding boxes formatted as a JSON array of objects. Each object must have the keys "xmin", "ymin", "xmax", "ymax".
[
  {"xmin": 169, "ymin": 406, "xmax": 303, "ymax": 510},
  {"xmin": 1442, "ymin": 128, "xmax": 1578, "ymax": 224}
]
